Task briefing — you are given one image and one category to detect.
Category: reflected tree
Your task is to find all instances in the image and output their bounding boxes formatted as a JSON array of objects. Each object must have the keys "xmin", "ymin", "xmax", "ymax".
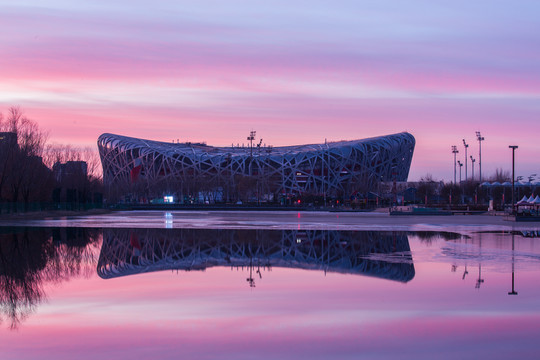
[{"xmin": 0, "ymin": 228, "xmax": 100, "ymax": 329}]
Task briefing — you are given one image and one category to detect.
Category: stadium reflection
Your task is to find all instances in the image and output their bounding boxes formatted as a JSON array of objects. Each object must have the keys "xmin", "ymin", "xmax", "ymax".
[{"xmin": 97, "ymin": 229, "xmax": 416, "ymax": 284}]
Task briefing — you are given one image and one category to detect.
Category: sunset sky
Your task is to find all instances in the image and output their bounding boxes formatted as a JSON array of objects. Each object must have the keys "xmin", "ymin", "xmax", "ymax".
[{"xmin": 1, "ymin": 0, "xmax": 539, "ymax": 181}]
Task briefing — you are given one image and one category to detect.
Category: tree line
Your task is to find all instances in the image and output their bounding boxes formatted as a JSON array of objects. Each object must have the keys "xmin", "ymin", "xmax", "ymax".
[
  {"xmin": 0, "ymin": 107, "xmax": 102, "ymax": 212},
  {"xmin": 415, "ymin": 170, "xmax": 538, "ymax": 209}
]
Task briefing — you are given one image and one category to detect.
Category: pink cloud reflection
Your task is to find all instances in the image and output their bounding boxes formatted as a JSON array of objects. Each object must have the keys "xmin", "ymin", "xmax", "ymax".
[{"xmin": 4, "ymin": 311, "xmax": 540, "ymax": 360}]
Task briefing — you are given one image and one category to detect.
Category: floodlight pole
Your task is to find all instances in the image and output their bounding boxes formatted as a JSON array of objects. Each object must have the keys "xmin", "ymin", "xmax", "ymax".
[
  {"xmin": 509, "ymin": 145, "xmax": 518, "ymax": 215},
  {"xmin": 247, "ymin": 130, "xmax": 256, "ymax": 157},
  {"xmin": 463, "ymin": 139, "xmax": 469, "ymax": 181},
  {"xmin": 458, "ymin": 160, "xmax": 463, "ymax": 184},
  {"xmin": 470, "ymin": 156, "xmax": 475, "ymax": 182},
  {"xmin": 452, "ymin": 146, "xmax": 459, "ymax": 184},
  {"xmin": 476, "ymin": 131, "xmax": 484, "ymax": 181}
]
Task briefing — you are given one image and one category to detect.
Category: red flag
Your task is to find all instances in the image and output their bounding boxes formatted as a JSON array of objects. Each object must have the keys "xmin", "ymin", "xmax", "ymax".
[{"xmin": 130, "ymin": 158, "xmax": 142, "ymax": 182}]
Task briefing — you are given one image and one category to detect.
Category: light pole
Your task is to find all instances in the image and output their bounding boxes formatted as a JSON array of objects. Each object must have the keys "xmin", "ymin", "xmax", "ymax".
[
  {"xmin": 247, "ymin": 130, "xmax": 256, "ymax": 158},
  {"xmin": 452, "ymin": 145, "xmax": 459, "ymax": 184},
  {"xmin": 509, "ymin": 145, "xmax": 518, "ymax": 214},
  {"xmin": 458, "ymin": 160, "xmax": 463, "ymax": 183},
  {"xmin": 476, "ymin": 131, "xmax": 485, "ymax": 181},
  {"xmin": 470, "ymin": 156, "xmax": 475, "ymax": 181},
  {"xmin": 463, "ymin": 139, "xmax": 468, "ymax": 181}
]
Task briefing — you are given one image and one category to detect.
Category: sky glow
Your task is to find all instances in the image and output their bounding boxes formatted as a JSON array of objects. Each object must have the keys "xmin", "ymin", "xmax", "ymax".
[{"xmin": 1, "ymin": 1, "xmax": 540, "ymax": 180}]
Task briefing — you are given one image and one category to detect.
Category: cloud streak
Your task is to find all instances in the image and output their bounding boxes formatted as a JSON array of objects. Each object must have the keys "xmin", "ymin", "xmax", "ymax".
[{"xmin": 1, "ymin": 0, "xmax": 539, "ymax": 180}]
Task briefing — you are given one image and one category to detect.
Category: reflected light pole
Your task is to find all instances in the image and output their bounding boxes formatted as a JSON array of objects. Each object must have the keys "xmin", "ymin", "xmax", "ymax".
[
  {"xmin": 452, "ymin": 145, "xmax": 459, "ymax": 184},
  {"xmin": 509, "ymin": 145, "xmax": 518, "ymax": 215},
  {"xmin": 475, "ymin": 237, "xmax": 484, "ymax": 289},
  {"xmin": 476, "ymin": 131, "xmax": 485, "ymax": 181},
  {"xmin": 508, "ymin": 233, "xmax": 518, "ymax": 295},
  {"xmin": 475, "ymin": 264, "xmax": 484, "ymax": 289}
]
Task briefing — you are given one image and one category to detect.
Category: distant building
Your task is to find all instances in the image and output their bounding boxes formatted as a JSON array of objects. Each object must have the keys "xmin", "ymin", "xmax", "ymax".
[
  {"xmin": 53, "ymin": 161, "xmax": 88, "ymax": 183},
  {"xmin": 98, "ymin": 132, "xmax": 415, "ymax": 201}
]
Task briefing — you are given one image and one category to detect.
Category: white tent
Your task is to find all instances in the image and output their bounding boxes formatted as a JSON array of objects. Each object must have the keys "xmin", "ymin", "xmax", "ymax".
[
  {"xmin": 517, "ymin": 195, "xmax": 530, "ymax": 205},
  {"xmin": 528, "ymin": 195, "xmax": 536, "ymax": 203},
  {"xmin": 501, "ymin": 181, "xmax": 512, "ymax": 186},
  {"xmin": 533, "ymin": 195, "xmax": 540, "ymax": 204}
]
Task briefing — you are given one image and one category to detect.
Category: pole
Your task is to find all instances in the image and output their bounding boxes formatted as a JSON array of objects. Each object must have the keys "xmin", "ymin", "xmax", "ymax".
[
  {"xmin": 470, "ymin": 156, "xmax": 475, "ymax": 182},
  {"xmin": 322, "ymin": 141, "xmax": 327, "ymax": 207},
  {"xmin": 247, "ymin": 130, "xmax": 256, "ymax": 158},
  {"xmin": 479, "ymin": 139, "xmax": 482, "ymax": 181},
  {"xmin": 452, "ymin": 146, "xmax": 459, "ymax": 184},
  {"xmin": 476, "ymin": 131, "xmax": 484, "ymax": 181},
  {"xmin": 509, "ymin": 145, "xmax": 518, "ymax": 214},
  {"xmin": 508, "ymin": 233, "xmax": 518, "ymax": 295},
  {"xmin": 463, "ymin": 139, "xmax": 468, "ymax": 181}
]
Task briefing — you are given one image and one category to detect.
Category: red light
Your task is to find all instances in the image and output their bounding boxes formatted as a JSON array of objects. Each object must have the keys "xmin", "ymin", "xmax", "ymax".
[{"xmin": 297, "ymin": 199, "xmax": 301, "ymax": 204}]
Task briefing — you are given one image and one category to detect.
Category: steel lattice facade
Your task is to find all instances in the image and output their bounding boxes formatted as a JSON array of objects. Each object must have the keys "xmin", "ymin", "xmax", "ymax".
[
  {"xmin": 97, "ymin": 229, "xmax": 415, "ymax": 283},
  {"xmin": 97, "ymin": 132, "xmax": 415, "ymax": 200}
]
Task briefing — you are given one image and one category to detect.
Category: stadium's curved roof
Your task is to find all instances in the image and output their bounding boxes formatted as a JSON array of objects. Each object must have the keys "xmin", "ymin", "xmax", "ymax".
[
  {"xmin": 98, "ymin": 132, "xmax": 415, "ymax": 197},
  {"xmin": 97, "ymin": 229, "xmax": 415, "ymax": 283},
  {"xmin": 98, "ymin": 132, "xmax": 414, "ymax": 157}
]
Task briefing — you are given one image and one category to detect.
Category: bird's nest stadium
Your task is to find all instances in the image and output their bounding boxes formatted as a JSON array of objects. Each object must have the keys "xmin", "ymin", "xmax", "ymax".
[{"xmin": 97, "ymin": 132, "xmax": 415, "ymax": 203}]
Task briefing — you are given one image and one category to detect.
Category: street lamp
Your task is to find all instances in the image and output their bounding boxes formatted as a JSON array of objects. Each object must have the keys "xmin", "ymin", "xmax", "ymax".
[
  {"xmin": 470, "ymin": 156, "xmax": 475, "ymax": 181},
  {"xmin": 458, "ymin": 160, "xmax": 463, "ymax": 183},
  {"xmin": 463, "ymin": 139, "xmax": 469, "ymax": 181},
  {"xmin": 509, "ymin": 145, "xmax": 518, "ymax": 215},
  {"xmin": 476, "ymin": 131, "xmax": 485, "ymax": 181},
  {"xmin": 452, "ymin": 145, "xmax": 459, "ymax": 184}
]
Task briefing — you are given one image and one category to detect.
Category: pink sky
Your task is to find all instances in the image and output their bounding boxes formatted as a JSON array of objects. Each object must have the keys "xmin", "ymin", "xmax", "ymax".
[{"xmin": 1, "ymin": 1, "xmax": 539, "ymax": 181}]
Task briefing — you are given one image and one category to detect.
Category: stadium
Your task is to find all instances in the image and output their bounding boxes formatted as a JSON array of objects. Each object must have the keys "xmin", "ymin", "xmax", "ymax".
[{"xmin": 97, "ymin": 132, "xmax": 415, "ymax": 203}]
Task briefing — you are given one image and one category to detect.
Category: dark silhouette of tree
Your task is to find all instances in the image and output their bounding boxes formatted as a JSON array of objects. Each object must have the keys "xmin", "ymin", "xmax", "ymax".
[
  {"xmin": 0, "ymin": 107, "xmax": 56, "ymax": 210},
  {"xmin": 440, "ymin": 183, "xmax": 462, "ymax": 204},
  {"xmin": 417, "ymin": 174, "xmax": 438, "ymax": 204},
  {"xmin": 489, "ymin": 168, "xmax": 511, "ymax": 182},
  {"xmin": 0, "ymin": 228, "xmax": 99, "ymax": 329}
]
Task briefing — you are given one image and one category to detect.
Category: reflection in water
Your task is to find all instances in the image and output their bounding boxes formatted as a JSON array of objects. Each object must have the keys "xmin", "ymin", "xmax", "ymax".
[
  {"xmin": 3, "ymin": 225, "xmax": 540, "ymax": 359},
  {"xmin": 97, "ymin": 229, "xmax": 415, "ymax": 284},
  {"xmin": 509, "ymin": 233, "xmax": 518, "ymax": 295},
  {"xmin": 436, "ymin": 231, "xmax": 540, "ymax": 293},
  {"xmin": 0, "ymin": 228, "xmax": 100, "ymax": 329}
]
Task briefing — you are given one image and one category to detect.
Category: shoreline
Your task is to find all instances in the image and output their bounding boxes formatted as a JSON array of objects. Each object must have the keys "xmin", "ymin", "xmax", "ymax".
[
  {"xmin": 1, "ymin": 209, "xmax": 539, "ymax": 233},
  {"xmin": 0, "ymin": 208, "xmax": 112, "ymax": 221}
]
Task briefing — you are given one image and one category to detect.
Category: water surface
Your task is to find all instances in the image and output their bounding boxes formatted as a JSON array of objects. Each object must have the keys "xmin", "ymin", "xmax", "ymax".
[{"xmin": 0, "ymin": 226, "xmax": 539, "ymax": 359}]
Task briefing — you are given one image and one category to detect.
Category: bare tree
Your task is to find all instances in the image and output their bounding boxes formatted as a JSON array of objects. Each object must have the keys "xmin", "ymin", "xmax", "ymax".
[
  {"xmin": 82, "ymin": 147, "xmax": 101, "ymax": 180},
  {"xmin": 0, "ymin": 107, "xmax": 49, "ymax": 208},
  {"xmin": 43, "ymin": 143, "xmax": 82, "ymax": 168},
  {"xmin": 489, "ymin": 168, "xmax": 511, "ymax": 182},
  {"xmin": 417, "ymin": 174, "xmax": 438, "ymax": 204}
]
